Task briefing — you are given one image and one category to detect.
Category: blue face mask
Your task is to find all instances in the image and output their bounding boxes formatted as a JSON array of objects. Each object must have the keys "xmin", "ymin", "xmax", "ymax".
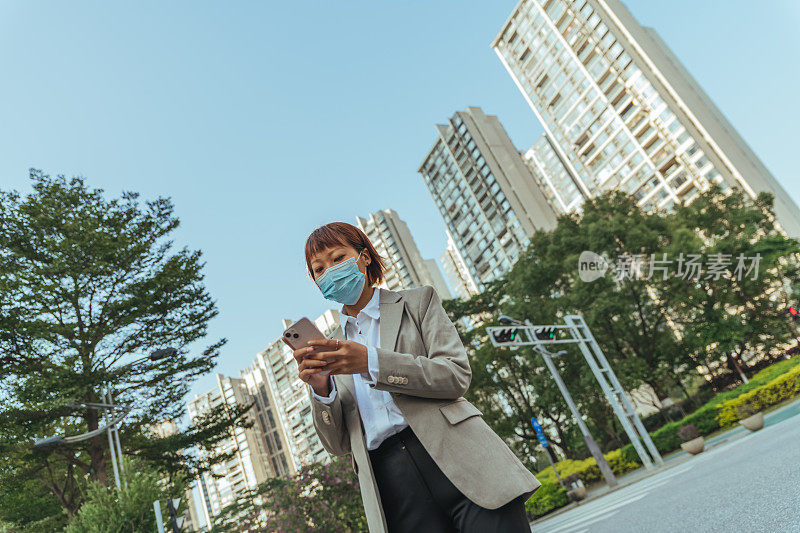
[{"xmin": 316, "ymin": 250, "xmax": 366, "ymax": 305}]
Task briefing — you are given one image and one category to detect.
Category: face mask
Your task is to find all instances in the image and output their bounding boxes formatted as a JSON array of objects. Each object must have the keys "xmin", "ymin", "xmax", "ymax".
[{"xmin": 316, "ymin": 250, "xmax": 366, "ymax": 305}]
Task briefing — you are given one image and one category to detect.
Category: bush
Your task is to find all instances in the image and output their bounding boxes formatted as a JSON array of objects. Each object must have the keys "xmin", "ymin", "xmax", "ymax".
[
  {"xmin": 705, "ymin": 356, "xmax": 800, "ymax": 408},
  {"xmin": 525, "ymin": 481, "xmax": 568, "ymax": 519},
  {"xmin": 677, "ymin": 424, "xmax": 699, "ymax": 442},
  {"xmin": 535, "ymin": 447, "xmax": 641, "ymax": 488},
  {"xmin": 65, "ymin": 459, "xmax": 182, "ymax": 533},
  {"xmin": 735, "ymin": 401, "xmax": 759, "ymax": 419},
  {"xmin": 535, "ymin": 457, "xmax": 599, "ymax": 486},
  {"xmin": 603, "ymin": 447, "xmax": 641, "ymax": 475},
  {"xmin": 716, "ymin": 365, "xmax": 800, "ymax": 428}
]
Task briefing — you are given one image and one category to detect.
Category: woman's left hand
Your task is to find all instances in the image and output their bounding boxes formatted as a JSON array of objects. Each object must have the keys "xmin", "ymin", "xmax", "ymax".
[{"xmin": 306, "ymin": 338, "xmax": 369, "ymax": 375}]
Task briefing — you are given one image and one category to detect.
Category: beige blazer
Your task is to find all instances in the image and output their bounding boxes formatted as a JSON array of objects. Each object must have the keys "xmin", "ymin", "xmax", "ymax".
[{"xmin": 310, "ymin": 285, "xmax": 541, "ymax": 532}]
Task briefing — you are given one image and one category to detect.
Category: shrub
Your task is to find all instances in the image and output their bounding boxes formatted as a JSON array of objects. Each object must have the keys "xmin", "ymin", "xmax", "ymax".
[
  {"xmin": 717, "ymin": 365, "xmax": 800, "ymax": 427},
  {"xmin": 535, "ymin": 457, "xmax": 600, "ymax": 486},
  {"xmin": 735, "ymin": 401, "xmax": 759, "ymax": 420},
  {"xmin": 65, "ymin": 459, "xmax": 183, "ymax": 533},
  {"xmin": 525, "ymin": 481, "xmax": 569, "ymax": 519},
  {"xmin": 677, "ymin": 424, "xmax": 699, "ymax": 442},
  {"xmin": 705, "ymin": 356, "xmax": 800, "ymax": 408},
  {"xmin": 535, "ymin": 447, "xmax": 641, "ymax": 488},
  {"xmin": 604, "ymin": 447, "xmax": 641, "ymax": 475}
]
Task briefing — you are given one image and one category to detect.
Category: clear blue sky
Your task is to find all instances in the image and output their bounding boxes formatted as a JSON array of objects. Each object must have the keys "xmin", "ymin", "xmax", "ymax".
[{"xmin": 1, "ymin": 1, "xmax": 798, "ymax": 402}]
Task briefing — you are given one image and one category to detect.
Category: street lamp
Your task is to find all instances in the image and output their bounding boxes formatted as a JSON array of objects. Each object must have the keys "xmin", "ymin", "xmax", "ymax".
[
  {"xmin": 33, "ymin": 400, "xmax": 132, "ymax": 489},
  {"xmin": 33, "ymin": 347, "xmax": 178, "ymax": 490}
]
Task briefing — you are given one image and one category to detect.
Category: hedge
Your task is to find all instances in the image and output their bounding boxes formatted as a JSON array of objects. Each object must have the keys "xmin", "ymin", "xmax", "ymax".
[
  {"xmin": 716, "ymin": 364, "xmax": 800, "ymax": 428},
  {"xmin": 535, "ymin": 447, "xmax": 642, "ymax": 487},
  {"xmin": 535, "ymin": 357, "xmax": 800, "ymax": 491},
  {"xmin": 525, "ymin": 481, "xmax": 568, "ymax": 518}
]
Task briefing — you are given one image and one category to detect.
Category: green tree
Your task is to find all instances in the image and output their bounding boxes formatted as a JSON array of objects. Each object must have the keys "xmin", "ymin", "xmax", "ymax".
[
  {"xmin": 447, "ymin": 192, "xmax": 692, "ymax": 458},
  {"xmin": 0, "ymin": 170, "xmax": 248, "ymax": 527},
  {"xmin": 667, "ymin": 187, "xmax": 800, "ymax": 383},
  {"xmin": 444, "ymin": 188, "xmax": 799, "ymax": 461}
]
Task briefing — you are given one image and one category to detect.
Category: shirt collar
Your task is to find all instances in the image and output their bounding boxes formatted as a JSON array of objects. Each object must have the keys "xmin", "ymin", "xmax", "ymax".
[{"xmin": 341, "ymin": 287, "xmax": 381, "ymax": 324}]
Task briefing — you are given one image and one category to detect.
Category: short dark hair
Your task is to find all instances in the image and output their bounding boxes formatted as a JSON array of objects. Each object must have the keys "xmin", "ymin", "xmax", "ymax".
[{"xmin": 304, "ymin": 222, "xmax": 386, "ymax": 286}]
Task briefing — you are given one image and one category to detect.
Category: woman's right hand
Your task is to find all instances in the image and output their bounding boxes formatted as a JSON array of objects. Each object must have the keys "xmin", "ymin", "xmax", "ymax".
[{"xmin": 286, "ymin": 342, "xmax": 331, "ymax": 396}]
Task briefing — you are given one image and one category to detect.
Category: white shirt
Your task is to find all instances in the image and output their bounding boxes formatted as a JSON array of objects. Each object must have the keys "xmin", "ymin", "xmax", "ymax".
[{"xmin": 311, "ymin": 287, "xmax": 409, "ymax": 450}]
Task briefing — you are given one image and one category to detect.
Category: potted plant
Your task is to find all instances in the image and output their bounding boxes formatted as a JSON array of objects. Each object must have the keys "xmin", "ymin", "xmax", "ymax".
[
  {"xmin": 564, "ymin": 473, "xmax": 586, "ymax": 501},
  {"xmin": 678, "ymin": 423, "xmax": 704, "ymax": 455},
  {"xmin": 736, "ymin": 401, "xmax": 764, "ymax": 431}
]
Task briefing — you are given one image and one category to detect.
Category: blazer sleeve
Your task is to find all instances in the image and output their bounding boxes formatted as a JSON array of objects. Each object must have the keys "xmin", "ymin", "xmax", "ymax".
[
  {"xmin": 309, "ymin": 377, "xmax": 351, "ymax": 457},
  {"xmin": 371, "ymin": 285, "xmax": 471, "ymax": 399}
]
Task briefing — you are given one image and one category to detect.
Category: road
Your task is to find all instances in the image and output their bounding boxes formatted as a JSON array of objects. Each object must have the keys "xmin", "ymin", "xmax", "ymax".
[{"xmin": 532, "ymin": 404, "xmax": 800, "ymax": 532}]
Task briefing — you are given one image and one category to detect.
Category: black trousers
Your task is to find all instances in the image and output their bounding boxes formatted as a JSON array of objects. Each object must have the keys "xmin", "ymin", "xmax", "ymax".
[{"xmin": 368, "ymin": 427, "xmax": 530, "ymax": 533}]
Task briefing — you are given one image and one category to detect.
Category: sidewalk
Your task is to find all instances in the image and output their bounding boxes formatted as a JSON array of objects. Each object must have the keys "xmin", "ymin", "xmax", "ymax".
[{"xmin": 530, "ymin": 395, "xmax": 800, "ymax": 526}]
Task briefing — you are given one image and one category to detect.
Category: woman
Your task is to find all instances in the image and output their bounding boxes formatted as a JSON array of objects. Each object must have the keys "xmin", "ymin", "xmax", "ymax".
[{"xmin": 289, "ymin": 222, "xmax": 540, "ymax": 532}]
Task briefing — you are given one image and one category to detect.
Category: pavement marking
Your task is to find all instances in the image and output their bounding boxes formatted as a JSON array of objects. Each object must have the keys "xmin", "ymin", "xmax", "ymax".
[
  {"xmin": 533, "ymin": 463, "xmax": 696, "ymax": 532},
  {"xmin": 538, "ymin": 494, "xmax": 646, "ymax": 533}
]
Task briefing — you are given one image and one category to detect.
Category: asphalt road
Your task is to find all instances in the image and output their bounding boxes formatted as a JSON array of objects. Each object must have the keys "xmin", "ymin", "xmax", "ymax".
[{"xmin": 532, "ymin": 407, "xmax": 800, "ymax": 532}]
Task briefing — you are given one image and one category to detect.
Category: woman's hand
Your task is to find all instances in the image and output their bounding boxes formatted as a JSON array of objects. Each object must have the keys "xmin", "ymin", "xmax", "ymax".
[
  {"xmin": 285, "ymin": 340, "xmax": 331, "ymax": 396},
  {"xmin": 306, "ymin": 338, "xmax": 369, "ymax": 376}
]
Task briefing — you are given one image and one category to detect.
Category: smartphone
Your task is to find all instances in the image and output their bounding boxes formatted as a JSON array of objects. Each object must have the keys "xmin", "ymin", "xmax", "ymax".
[{"xmin": 283, "ymin": 317, "xmax": 331, "ymax": 376}]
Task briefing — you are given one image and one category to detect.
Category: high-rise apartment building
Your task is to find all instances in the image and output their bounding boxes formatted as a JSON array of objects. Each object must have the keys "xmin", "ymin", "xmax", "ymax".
[
  {"xmin": 524, "ymin": 134, "xmax": 584, "ymax": 215},
  {"xmin": 240, "ymin": 363, "xmax": 296, "ymax": 478},
  {"xmin": 245, "ymin": 310, "xmax": 340, "ymax": 472},
  {"xmin": 418, "ymin": 107, "xmax": 557, "ymax": 292},
  {"xmin": 356, "ymin": 209, "xmax": 451, "ymax": 298},
  {"xmin": 187, "ymin": 374, "xmax": 281, "ymax": 525},
  {"xmin": 439, "ymin": 231, "xmax": 481, "ymax": 300},
  {"xmin": 493, "ymin": 0, "xmax": 800, "ymax": 235},
  {"xmin": 423, "ymin": 258, "xmax": 452, "ymax": 301}
]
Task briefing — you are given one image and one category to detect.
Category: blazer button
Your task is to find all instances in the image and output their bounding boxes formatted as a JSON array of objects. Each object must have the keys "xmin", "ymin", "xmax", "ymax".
[
  {"xmin": 322, "ymin": 411, "xmax": 331, "ymax": 425},
  {"xmin": 402, "ymin": 377, "xmax": 408, "ymax": 385},
  {"xmin": 387, "ymin": 376, "xmax": 396, "ymax": 384}
]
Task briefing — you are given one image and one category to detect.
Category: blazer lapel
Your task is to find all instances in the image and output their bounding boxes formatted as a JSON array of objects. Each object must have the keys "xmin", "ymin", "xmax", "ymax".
[{"xmin": 379, "ymin": 289, "xmax": 404, "ymax": 352}]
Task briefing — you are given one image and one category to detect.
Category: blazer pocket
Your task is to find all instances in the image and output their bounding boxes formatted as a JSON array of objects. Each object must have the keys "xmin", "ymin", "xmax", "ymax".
[{"xmin": 440, "ymin": 398, "xmax": 482, "ymax": 425}]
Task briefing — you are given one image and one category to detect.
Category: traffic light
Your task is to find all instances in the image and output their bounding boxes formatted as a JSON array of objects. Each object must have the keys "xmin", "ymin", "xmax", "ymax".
[
  {"xmin": 788, "ymin": 306, "xmax": 799, "ymax": 321},
  {"xmin": 492, "ymin": 327, "xmax": 520, "ymax": 344},
  {"xmin": 534, "ymin": 326, "xmax": 556, "ymax": 341}
]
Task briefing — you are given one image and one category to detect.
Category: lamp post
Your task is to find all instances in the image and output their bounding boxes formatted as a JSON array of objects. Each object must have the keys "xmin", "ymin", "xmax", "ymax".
[{"xmin": 33, "ymin": 347, "xmax": 178, "ymax": 490}]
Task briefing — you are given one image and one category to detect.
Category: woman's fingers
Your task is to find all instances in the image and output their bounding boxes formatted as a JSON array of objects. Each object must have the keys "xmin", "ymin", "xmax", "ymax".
[
  {"xmin": 299, "ymin": 368, "xmax": 322, "ymax": 382},
  {"xmin": 307, "ymin": 338, "xmax": 339, "ymax": 349}
]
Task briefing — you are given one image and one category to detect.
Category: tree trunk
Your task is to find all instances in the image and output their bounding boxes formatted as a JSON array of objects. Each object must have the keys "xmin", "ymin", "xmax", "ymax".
[
  {"xmin": 550, "ymin": 419, "xmax": 575, "ymax": 460},
  {"xmin": 726, "ymin": 353, "xmax": 749, "ymax": 384}
]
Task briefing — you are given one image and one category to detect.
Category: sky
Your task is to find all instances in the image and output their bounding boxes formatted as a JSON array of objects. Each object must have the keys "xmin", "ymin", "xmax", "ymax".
[{"xmin": 1, "ymin": 0, "xmax": 798, "ymax": 404}]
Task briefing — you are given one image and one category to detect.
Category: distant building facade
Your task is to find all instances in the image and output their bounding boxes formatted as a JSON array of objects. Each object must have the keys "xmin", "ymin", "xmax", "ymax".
[
  {"xmin": 419, "ymin": 107, "xmax": 557, "ymax": 292},
  {"xmin": 493, "ymin": 0, "xmax": 800, "ymax": 234},
  {"xmin": 187, "ymin": 374, "xmax": 281, "ymax": 525},
  {"xmin": 244, "ymin": 310, "xmax": 341, "ymax": 472},
  {"xmin": 439, "ymin": 231, "xmax": 481, "ymax": 300},
  {"xmin": 357, "ymin": 209, "xmax": 451, "ymax": 298}
]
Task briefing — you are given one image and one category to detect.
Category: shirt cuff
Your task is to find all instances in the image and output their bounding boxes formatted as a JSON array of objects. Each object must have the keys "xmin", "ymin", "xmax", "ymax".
[
  {"xmin": 309, "ymin": 377, "xmax": 337, "ymax": 404},
  {"xmin": 360, "ymin": 345, "xmax": 380, "ymax": 384}
]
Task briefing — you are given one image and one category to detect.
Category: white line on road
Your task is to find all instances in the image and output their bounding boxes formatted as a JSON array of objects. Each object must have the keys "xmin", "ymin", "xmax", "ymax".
[{"xmin": 533, "ymin": 463, "xmax": 696, "ymax": 532}]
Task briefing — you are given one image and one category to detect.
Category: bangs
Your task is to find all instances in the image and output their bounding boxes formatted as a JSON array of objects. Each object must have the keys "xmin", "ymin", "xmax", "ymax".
[{"xmin": 305, "ymin": 225, "xmax": 352, "ymax": 259}]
